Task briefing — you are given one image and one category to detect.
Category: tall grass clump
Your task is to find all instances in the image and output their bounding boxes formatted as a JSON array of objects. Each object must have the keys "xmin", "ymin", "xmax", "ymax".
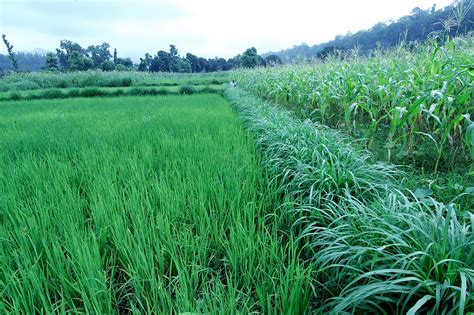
[
  {"xmin": 0, "ymin": 95, "xmax": 312, "ymax": 313},
  {"xmin": 225, "ymin": 88, "xmax": 473, "ymax": 313},
  {"xmin": 233, "ymin": 35, "xmax": 474, "ymax": 172}
]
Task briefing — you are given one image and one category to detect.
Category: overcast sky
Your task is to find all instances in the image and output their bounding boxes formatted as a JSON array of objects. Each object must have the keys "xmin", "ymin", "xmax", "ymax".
[{"xmin": 1, "ymin": 0, "xmax": 454, "ymax": 61}]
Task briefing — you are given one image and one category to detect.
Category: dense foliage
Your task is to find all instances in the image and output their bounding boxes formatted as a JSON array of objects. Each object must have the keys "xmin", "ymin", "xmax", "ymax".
[
  {"xmin": 267, "ymin": 0, "xmax": 474, "ymax": 62},
  {"xmin": 234, "ymin": 35, "xmax": 474, "ymax": 172}
]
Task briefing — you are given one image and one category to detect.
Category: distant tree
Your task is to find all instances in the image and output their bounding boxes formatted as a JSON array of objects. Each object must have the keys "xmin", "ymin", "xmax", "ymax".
[
  {"xmin": 227, "ymin": 55, "xmax": 241, "ymax": 69},
  {"xmin": 138, "ymin": 58, "xmax": 148, "ymax": 71},
  {"xmin": 115, "ymin": 57, "xmax": 133, "ymax": 68},
  {"xmin": 113, "ymin": 48, "xmax": 118, "ymax": 65},
  {"xmin": 2, "ymin": 34, "xmax": 19, "ymax": 72},
  {"xmin": 240, "ymin": 47, "xmax": 259, "ymax": 68},
  {"xmin": 56, "ymin": 40, "xmax": 87, "ymax": 71},
  {"xmin": 265, "ymin": 54, "xmax": 282, "ymax": 66},
  {"xmin": 43, "ymin": 52, "xmax": 59, "ymax": 70},
  {"xmin": 151, "ymin": 50, "xmax": 171, "ymax": 72},
  {"xmin": 67, "ymin": 51, "xmax": 93, "ymax": 71},
  {"xmin": 176, "ymin": 58, "xmax": 192, "ymax": 72},
  {"xmin": 185, "ymin": 53, "xmax": 200, "ymax": 72},
  {"xmin": 115, "ymin": 64, "xmax": 130, "ymax": 71},
  {"xmin": 102, "ymin": 60, "xmax": 115, "ymax": 71},
  {"xmin": 0, "ymin": 52, "xmax": 46, "ymax": 71},
  {"xmin": 87, "ymin": 42, "xmax": 112, "ymax": 68},
  {"xmin": 198, "ymin": 57, "xmax": 209, "ymax": 72}
]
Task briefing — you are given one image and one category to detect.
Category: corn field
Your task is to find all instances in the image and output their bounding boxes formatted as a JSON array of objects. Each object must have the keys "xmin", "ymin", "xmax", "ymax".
[{"xmin": 234, "ymin": 35, "xmax": 474, "ymax": 172}]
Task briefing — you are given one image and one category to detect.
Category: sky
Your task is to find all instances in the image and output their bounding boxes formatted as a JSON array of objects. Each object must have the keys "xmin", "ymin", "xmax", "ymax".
[{"xmin": 0, "ymin": 0, "xmax": 454, "ymax": 61}]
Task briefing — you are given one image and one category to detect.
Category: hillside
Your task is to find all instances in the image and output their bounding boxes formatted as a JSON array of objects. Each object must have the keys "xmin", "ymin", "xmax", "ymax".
[{"xmin": 265, "ymin": 0, "xmax": 474, "ymax": 62}]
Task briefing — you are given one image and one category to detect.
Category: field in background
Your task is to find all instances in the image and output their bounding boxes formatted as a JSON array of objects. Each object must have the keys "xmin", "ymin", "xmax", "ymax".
[{"xmin": 0, "ymin": 71, "xmax": 230, "ymax": 92}]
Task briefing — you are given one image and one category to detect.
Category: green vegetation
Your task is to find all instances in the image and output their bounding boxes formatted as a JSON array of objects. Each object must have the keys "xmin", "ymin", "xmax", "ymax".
[
  {"xmin": 0, "ymin": 70, "xmax": 230, "ymax": 92},
  {"xmin": 0, "ymin": 95, "xmax": 312, "ymax": 313},
  {"xmin": 1, "ymin": 30, "xmax": 472, "ymax": 313},
  {"xmin": 267, "ymin": 0, "xmax": 473, "ymax": 62},
  {"xmin": 0, "ymin": 84, "xmax": 225, "ymax": 101},
  {"xmin": 225, "ymin": 88, "xmax": 473, "ymax": 313},
  {"xmin": 234, "ymin": 35, "xmax": 474, "ymax": 174}
]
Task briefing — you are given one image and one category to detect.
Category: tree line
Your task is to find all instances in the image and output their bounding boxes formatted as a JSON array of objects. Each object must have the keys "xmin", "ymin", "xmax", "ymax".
[
  {"xmin": 1, "ymin": 35, "xmax": 282, "ymax": 73},
  {"xmin": 265, "ymin": 0, "xmax": 473, "ymax": 62}
]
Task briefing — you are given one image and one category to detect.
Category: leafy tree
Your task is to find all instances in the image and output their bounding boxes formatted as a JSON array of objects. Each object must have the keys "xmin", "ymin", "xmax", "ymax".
[
  {"xmin": 265, "ymin": 54, "xmax": 282, "ymax": 66},
  {"xmin": 87, "ymin": 42, "xmax": 112, "ymax": 68},
  {"xmin": 2, "ymin": 34, "xmax": 19, "ymax": 72},
  {"xmin": 138, "ymin": 58, "xmax": 148, "ymax": 71},
  {"xmin": 240, "ymin": 47, "xmax": 259, "ymax": 68},
  {"xmin": 186, "ymin": 53, "xmax": 200, "ymax": 72},
  {"xmin": 102, "ymin": 60, "xmax": 115, "ymax": 71},
  {"xmin": 113, "ymin": 48, "xmax": 117, "ymax": 65},
  {"xmin": 67, "ymin": 51, "xmax": 93, "ymax": 71},
  {"xmin": 176, "ymin": 58, "xmax": 192, "ymax": 73},
  {"xmin": 115, "ymin": 57, "xmax": 133, "ymax": 68},
  {"xmin": 43, "ymin": 52, "xmax": 59, "ymax": 70}
]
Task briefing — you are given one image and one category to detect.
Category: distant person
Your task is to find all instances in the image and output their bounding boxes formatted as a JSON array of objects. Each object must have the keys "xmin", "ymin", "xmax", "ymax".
[{"xmin": 230, "ymin": 79, "xmax": 236, "ymax": 87}]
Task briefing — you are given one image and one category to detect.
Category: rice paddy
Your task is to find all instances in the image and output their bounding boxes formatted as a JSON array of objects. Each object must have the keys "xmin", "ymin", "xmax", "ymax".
[
  {"xmin": 1, "ymin": 35, "xmax": 473, "ymax": 313},
  {"xmin": 0, "ymin": 95, "xmax": 311, "ymax": 313}
]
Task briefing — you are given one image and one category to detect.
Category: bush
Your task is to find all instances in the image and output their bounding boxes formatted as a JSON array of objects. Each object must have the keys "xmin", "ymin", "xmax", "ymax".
[
  {"xmin": 9, "ymin": 91, "xmax": 22, "ymax": 101},
  {"xmin": 156, "ymin": 88, "xmax": 169, "ymax": 95},
  {"xmin": 120, "ymin": 77, "xmax": 133, "ymax": 87},
  {"xmin": 67, "ymin": 89, "xmax": 81, "ymax": 98},
  {"xmin": 179, "ymin": 85, "xmax": 195, "ymax": 95},
  {"xmin": 199, "ymin": 86, "xmax": 217, "ymax": 94},
  {"xmin": 80, "ymin": 87, "xmax": 104, "ymax": 97},
  {"xmin": 110, "ymin": 89, "xmax": 125, "ymax": 97},
  {"xmin": 40, "ymin": 89, "xmax": 64, "ymax": 99},
  {"xmin": 128, "ymin": 87, "xmax": 144, "ymax": 96}
]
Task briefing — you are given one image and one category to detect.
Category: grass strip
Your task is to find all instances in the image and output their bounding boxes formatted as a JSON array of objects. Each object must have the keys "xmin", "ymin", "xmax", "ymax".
[{"xmin": 225, "ymin": 88, "xmax": 474, "ymax": 313}]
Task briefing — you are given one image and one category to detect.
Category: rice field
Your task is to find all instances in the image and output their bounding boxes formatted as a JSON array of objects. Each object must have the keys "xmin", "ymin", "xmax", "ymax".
[
  {"xmin": 1, "ymin": 35, "xmax": 473, "ymax": 313},
  {"xmin": 0, "ymin": 95, "xmax": 311, "ymax": 313}
]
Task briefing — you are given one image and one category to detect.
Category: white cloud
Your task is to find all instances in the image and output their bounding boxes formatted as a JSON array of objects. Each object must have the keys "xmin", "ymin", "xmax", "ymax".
[{"xmin": 0, "ymin": 0, "xmax": 455, "ymax": 60}]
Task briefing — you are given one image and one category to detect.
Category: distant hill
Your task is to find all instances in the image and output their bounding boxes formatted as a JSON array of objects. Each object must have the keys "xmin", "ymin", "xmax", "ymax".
[
  {"xmin": 0, "ymin": 51, "xmax": 47, "ymax": 72},
  {"xmin": 264, "ymin": 0, "xmax": 474, "ymax": 62}
]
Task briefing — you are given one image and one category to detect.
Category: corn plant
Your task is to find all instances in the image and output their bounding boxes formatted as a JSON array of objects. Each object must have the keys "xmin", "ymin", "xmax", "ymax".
[{"xmin": 233, "ymin": 34, "xmax": 474, "ymax": 172}]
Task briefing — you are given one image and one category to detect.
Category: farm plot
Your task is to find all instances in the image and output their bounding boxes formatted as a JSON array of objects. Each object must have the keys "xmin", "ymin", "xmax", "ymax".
[{"xmin": 0, "ymin": 95, "xmax": 311, "ymax": 313}]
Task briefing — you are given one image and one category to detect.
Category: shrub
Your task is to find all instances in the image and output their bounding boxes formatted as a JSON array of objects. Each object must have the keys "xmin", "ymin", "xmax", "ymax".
[
  {"xmin": 67, "ymin": 89, "xmax": 81, "ymax": 98},
  {"xmin": 156, "ymin": 88, "xmax": 169, "ymax": 95},
  {"xmin": 179, "ymin": 85, "xmax": 195, "ymax": 95},
  {"xmin": 9, "ymin": 91, "xmax": 22, "ymax": 101},
  {"xmin": 40, "ymin": 89, "xmax": 64, "ymax": 99},
  {"xmin": 80, "ymin": 87, "xmax": 104, "ymax": 97},
  {"xmin": 110, "ymin": 89, "xmax": 125, "ymax": 97}
]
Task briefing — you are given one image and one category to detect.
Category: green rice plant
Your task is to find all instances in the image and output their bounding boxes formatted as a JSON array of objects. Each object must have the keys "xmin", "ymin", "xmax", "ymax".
[{"xmin": 0, "ymin": 95, "xmax": 312, "ymax": 313}]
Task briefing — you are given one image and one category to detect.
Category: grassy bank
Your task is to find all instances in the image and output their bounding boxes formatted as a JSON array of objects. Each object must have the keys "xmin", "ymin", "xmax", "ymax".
[{"xmin": 0, "ymin": 95, "xmax": 311, "ymax": 313}]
